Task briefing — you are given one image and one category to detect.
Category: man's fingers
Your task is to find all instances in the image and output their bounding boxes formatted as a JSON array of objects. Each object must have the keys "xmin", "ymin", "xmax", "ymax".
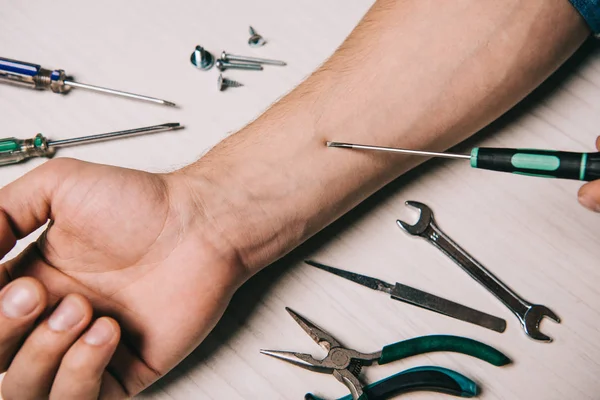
[
  {"xmin": 578, "ymin": 180, "xmax": 600, "ymax": 212},
  {"xmin": 0, "ymin": 278, "xmax": 47, "ymax": 372},
  {"xmin": 1, "ymin": 294, "xmax": 92, "ymax": 400},
  {"xmin": 0, "ymin": 211, "xmax": 17, "ymax": 262},
  {"xmin": 50, "ymin": 317, "xmax": 123, "ymax": 400},
  {"xmin": 578, "ymin": 136, "xmax": 600, "ymax": 212}
]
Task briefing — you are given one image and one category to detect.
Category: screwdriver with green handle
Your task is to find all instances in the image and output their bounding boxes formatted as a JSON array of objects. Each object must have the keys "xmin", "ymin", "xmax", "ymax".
[
  {"xmin": 0, "ymin": 123, "xmax": 181, "ymax": 166},
  {"xmin": 327, "ymin": 141, "xmax": 600, "ymax": 181}
]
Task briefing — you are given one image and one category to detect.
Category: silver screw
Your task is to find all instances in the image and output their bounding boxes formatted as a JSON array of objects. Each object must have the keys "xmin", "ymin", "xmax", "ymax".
[
  {"xmin": 221, "ymin": 50, "xmax": 286, "ymax": 66},
  {"xmin": 218, "ymin": 74, "xmax": 243, "ymax": 91},
  {"xmin": 248, "ymin": 26, "xmax": 266, "ymax": 47},
  {"xmin": 190, "ymin": 45, "xmax": 215, "ymax": 70},
  {"xmin": 215, "ymin": 59, "xmax": 263, "ymax": 71}
]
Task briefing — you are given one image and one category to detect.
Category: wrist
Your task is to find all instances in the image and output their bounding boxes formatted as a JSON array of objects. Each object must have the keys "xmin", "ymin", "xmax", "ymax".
[
  {"xmin": 171, "ymin": 118, "xmax": 317, "ymax": 274},
  {"xmin": 161, "ymin": 170, "xmax": 252, "ymax": 284}
]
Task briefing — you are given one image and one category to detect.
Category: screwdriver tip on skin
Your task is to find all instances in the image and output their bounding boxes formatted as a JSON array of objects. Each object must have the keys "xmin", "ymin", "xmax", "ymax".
[{"xmin": 326, "ymin": 141, "xmax": 352, "ymax": 148}]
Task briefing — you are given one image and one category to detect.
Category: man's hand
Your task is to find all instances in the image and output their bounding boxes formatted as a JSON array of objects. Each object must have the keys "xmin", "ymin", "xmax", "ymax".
[
  {"xmin": 0, "ymin": 0, "xmax": 590, "ymax": 398},
  {"xmin": 0, "ymin": 159, "xmax": 245, "ymax": 399},
  {"xmin": 578, "ymin": 137, "xmax": 600, "ymax": 212}
]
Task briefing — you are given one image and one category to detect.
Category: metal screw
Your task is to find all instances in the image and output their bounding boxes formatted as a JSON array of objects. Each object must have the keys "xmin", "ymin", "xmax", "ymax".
[
  {"xmin": 215, "ymin": 59, "xmax": 263, "ymax": 71},
  {"xmin": 221, "ymin": 50, "xmax": 286, "ymax": 66},
  {"xmin": 218, "ymin": 74, "xmax": 243, "ymax": 91},
  {"xmin": 190, "ymin": 46, "xmax": 214, "ymax": 70},
  {"xmin": 248, "ymin": 26, "xmax": 266, "ymax": 47}
]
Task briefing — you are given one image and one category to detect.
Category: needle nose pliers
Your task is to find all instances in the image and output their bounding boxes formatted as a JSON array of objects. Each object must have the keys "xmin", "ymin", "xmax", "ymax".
[{"xmin": 261, "ymin": 308, "xmax": 511, "ymax": 400}]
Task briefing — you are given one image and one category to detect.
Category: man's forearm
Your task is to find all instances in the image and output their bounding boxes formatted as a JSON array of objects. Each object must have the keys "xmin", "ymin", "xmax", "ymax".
[{"xmin": 180, "ymin": 0, "xmax": 589, "ymax": 273}]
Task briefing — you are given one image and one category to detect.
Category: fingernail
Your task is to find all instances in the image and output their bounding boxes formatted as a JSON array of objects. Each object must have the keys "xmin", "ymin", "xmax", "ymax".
[
  {"xmin": 84, "ymin": 319, "xmax": 114, "ymax": 346},
  {"xmin": 578, "ymin": 195, "xmax": 600, "ymax": 212},
  {"xmin": 1, "ymin": 281, "xmax": 39, "ymax": 319},
  {"xmin": 48, "ymin": 296, "xmax": 84, "ymax": 332}
]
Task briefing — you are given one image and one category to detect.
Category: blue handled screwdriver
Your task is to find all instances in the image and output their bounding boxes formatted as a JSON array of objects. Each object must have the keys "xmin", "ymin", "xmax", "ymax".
[
  {"xmin": 327, "ymin": 141, "xmax": 600, "ymax": 182},
  {"xmin": 0, "ymin": 57, "xmax": 176, "ymax": 107}
]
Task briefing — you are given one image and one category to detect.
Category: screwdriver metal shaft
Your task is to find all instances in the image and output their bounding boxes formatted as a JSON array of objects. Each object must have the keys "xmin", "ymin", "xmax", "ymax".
[
  {"xmin": 327, "ymin": 142, "xmax": 470, "ymax": 159},
  {"xmin": 47, "ymin": 123, "xmax": 180, "ymax": 147},
  {"xmin": 62, "ymin": 80, "xmax": 176, "ymax": 107},
  {"xmin": 0, "ymin": 57, "xmax": 176, "ymax": 107}
]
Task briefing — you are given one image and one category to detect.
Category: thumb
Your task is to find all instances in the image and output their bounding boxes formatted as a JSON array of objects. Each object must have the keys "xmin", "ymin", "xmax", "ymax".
[
  {"xmin": 579, "ymin": 181, "xmax": 600, "ymax": 212},
  {"xmin": 577, "ymin": 136, "xmax": 600, "ymax": 212},
  {"xmin": 0, "ymin": 159, "xmax": 74, "ymax": 260}
]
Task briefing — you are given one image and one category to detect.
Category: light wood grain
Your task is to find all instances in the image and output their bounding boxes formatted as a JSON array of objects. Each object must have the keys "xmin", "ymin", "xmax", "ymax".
[{"xmin": 1, "ymin": 1, "xmax": 600, "ymax": 399}]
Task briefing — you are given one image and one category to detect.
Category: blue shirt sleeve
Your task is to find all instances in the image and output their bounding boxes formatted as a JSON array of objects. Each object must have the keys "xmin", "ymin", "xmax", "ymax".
[{"xmin": 569, "ymin": 0, "xmax": 600, "ymax": 37}]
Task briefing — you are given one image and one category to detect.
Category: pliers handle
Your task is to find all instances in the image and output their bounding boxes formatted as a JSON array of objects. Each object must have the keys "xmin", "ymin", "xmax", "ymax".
[
  {"xmin": 305, "ymin": 366, "xmax": 479, "ymax": 400},
  {"xmin": 378, "ymin": 335, "xmax": 510, "ymax": 367}
]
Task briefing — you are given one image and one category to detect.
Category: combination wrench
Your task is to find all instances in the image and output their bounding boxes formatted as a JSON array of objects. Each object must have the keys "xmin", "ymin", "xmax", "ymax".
[{"xmin": 396, "ymin": 201, "xmax": 560, "ymax": 342}]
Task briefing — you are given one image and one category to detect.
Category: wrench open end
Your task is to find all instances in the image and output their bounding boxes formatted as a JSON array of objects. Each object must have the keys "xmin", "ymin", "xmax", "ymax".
[
  {"xmin": 396, "ymin": 201, "xmax": 433, "ymax": 236},
  {"xmin": 523, "ymin": 305, "xmax": 560, "ymax": 343}
]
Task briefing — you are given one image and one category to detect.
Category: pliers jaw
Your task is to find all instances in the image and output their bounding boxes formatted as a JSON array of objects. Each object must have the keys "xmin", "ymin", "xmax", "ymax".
[
  {"xmin": 269, "ymin": 308, "xmax": 380, "ymax": 367},
  {"xmin": 284, "ymin": 307, "xmax": 342, "ymax": 351},
  {"xmin": 261, "ymin": 308, "xmax": 382, "ymax": 400},
  {"xmin": 258, "ymin": 352, "xmax": 368, "ymax": 400},
  {"xmin": 260, "ymin": 348, "xmax": 368, "ymax": 400},
  {"xmin": 259, "ymin": 350, "xmax": 334, "ymax": 373},
  {"xmin": 259, "ymin": 348, "xmax": 380, "ymax": 372}
]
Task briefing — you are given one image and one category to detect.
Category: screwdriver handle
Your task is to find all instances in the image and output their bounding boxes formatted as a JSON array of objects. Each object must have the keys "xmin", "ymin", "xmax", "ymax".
[
  {"xmin": 0, "ymin": 135, "xmax": 54, "ymax": 166},
  {"xmin": 471, "ymin": 148, "xmax": 600, "ymax": 181},
  {"xmin": 0, "ymin": 57, "xmax": 69, "ymax": 93}
]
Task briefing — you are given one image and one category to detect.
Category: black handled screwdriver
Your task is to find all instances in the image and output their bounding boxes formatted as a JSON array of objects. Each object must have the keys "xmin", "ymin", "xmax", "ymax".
[{"xmin": 327, "ymin": 141, "xmax": 600, "ymax": 181}]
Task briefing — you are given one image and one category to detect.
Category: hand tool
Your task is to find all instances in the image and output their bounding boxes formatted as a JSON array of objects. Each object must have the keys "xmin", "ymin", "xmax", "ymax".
[
  {"xmin": 248, "ymin": 26, "xmax": 267, "ymax": 47},
  {"xmin": 396, "ymin": 200, "xmax": 560, "ymax": 342},
  {"xmin": 306, "ymin": 366, "xmax": 479, "ymax": 400},
  {"xmin": 326, "ymin": 141, "xmax": 600, "ymax": 182},
  {"xmin": 261, "ymin": 308, "xmax": 511, "ymax": 400},
  {"xmin": 217, "ymin": 74, "xmax": 243, "ymax": 91},
  {"xmin": 221, "ymin": 50, "xmax": 286, "ymax": 66},
  {"xmin": 0, "ymin": 57, "xmax": 176, "ymax": 107},
  {"xmin": 215, "ymin": 59, "xmax": 263, "ymax": 71},
  {"xmin": 0, "ymin": 123, "xmax": 181, "ymax": 166},
  {"xmin": 305, "ymin": 260, "xmax": 506, "ymax": 333},
  {"xmin": 190, "ymin": 46, "xmax": 215, "ymax": 70}
]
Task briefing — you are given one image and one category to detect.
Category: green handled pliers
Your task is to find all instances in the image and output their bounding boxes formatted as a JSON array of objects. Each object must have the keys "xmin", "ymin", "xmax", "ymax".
[{"xmin": 261, "ymin": 308, "xmax": 511, "ymax": 400}]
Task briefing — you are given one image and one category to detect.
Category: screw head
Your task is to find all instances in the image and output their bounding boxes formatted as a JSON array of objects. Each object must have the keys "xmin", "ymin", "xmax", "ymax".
[
  {"xmin": 248, "ymin": 35, "xmax": 266, "ymax": 47},
  {"xmin": 248, "ymin": 26, "xmax": 266, "ymax": 47},
  {"xmin": 221, "ymin": 50, "xmax": 228, "ymax": 61},
  {"xmin": 217, "ymin": 74, "xmax": 243, "ymax": 91},
  {"xmin": 215, "ymin": 59, "xmax": 226, "ymax": 71},
  {"xmin": 190, "ymin": 45, "xmax": 214, "ymax": 70}
]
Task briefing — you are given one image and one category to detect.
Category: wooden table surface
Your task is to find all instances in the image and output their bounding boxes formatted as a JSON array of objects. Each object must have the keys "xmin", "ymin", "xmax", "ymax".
[{"xmin": 1, "ymin": 1, "xmax": 600, "ymax": 399}]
